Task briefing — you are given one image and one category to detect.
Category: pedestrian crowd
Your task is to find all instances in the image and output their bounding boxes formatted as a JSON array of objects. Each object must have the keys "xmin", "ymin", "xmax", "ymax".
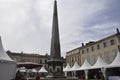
[{"xmin": 15, "ymin": 70, "xmax": 40, "ymax": 80}]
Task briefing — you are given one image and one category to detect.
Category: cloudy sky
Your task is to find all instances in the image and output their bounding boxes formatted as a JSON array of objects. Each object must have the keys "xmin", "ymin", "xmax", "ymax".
[{"xmin": 0, "ymin": 0, "xmax": 120, "ymax": 57}]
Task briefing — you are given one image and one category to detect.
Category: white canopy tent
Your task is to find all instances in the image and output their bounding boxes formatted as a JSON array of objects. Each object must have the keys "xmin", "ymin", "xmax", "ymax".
[
  {"xmin": 78, "ymin": 59, "xmax": 92, "ymax": 80},
  {"xmin": 20, "ymin": 69, "xmax": 26, "ymax": 73},
  {"xmin": 32, "ymin": 69, "xmax": 37, "ymax": 73},
  {"xmin": 0, "ymin": 38, "xmax": 13, "ymax": 61},
  {"xmin": 70, "ymin": 62, "xmax": 80, "ymax": 71},
  {"xmin": 78, "ymin": 59, "xmax": 91, "ymax": 70},
  {"xmin": 70, "ymin": 62, "xmax": 80, "ymax": 77},
  {"xmin": 106, "ymin": 51, "xmax": 120, "ymax": 80},
  {"xmin": 19, "ymin": 67, "xmax": 26, "ymax": 72},
  {"xmin": 91, "ymin": 56, "xmax": 108, "ymax": 69},
  {"xmin": 63, "ymin": 63, "xmax": 71, "ymax": 72},
  {"xmin": 0, "ymin": 37, "xmax": 16, "ymax": 80},
  {"xmin": 63, "ymin": 63, "xmax": 72, "ymax": 77},
  {"xmin": 39, "ymin": 66, "xmax": 48, "ymax": 73},
  {"xmin": 107, "ymin": 52, "xmax": 120, "ymax": 68},
  {"xmin": 90, "ymin": 56, "xmax": 108, "ymax": 80}
]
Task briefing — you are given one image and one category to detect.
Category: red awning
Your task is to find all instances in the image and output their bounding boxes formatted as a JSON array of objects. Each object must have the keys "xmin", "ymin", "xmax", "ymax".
[{"xmin": 17, "ymin": 62, "xmax": 42, "ymax": 69}]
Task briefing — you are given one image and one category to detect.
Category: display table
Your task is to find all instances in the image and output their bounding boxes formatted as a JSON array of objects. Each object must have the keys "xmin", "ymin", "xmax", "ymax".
[{"xmin": 108, "ymin": 76, "xmax": 120, "ymax": 80}]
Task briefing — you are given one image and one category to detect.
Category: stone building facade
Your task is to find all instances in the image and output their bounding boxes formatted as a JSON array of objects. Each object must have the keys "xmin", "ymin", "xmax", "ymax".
[
  {"xmin": 66, "ymin": 49, "xmax": 81, "ymax": 67},
  {"xmin": 7, "ymin": 51, "xmax": 49, "ymax": 66},
  {"xmin": 66, "ymin": 28, "xmax": 120, "ymax": 67}
]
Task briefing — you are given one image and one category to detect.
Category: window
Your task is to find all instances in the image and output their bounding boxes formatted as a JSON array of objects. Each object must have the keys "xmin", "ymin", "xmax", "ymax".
[
  {"xmin": 86, "ymin": 48, "xmax": 89, "ymax": 53},
  {"xmin": 103, "ymin": 42, "xmax": 107, "ymax": 48},
  {"xmin": 82, "ymin": 50, "xmax": 84, "ymax": 54},
  {"xmin": 74, "ymin": 56, "xmax": 76, "ymax": 61},
  {"xmin": 91, "ymin": 46, "xmax": 94, "ymax": 51},
  {"xmin": 40, "ymin": 59, "xmax": 42, "ymax": 64},
  {"xmin": 75, "ymin": 56, "xmax": 77, "ymax": 61},
  {"xmin": 97, "ymin": 44, "xmax": 100, "ymax": 50},
  {"xmin": 110, "ymin": 39, "xmax": 116, "ymax": 45},
  {"xmin": 71, "ymin": 57, "xmax": 74, "ymax": 62},
  {"xmin": 78, "ymin": 56, "xmax": 79, "ymax": 60},
  {"xmin": 45, "ymin": 60, "xmax": 47, "ymax": 63}
]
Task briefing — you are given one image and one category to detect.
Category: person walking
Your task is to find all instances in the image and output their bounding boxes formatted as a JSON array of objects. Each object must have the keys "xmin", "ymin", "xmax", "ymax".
[
  {"xmin": 79, "ymin": 75, "xmax": 83, "ymax": 80},
  {"xmin": 15, "ymin": 70, "xmax": 23, "ymax": 80},
  {"xmin": 35, "ymin": 72, "xmax": 40, "ymax": 80},
  {"xmin": 23, "ymin": 72, "xmax": 28, "ymax": 80}
]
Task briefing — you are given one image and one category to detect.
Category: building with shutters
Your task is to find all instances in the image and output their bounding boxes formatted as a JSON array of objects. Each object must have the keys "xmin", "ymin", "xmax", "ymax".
[{"xmin": 66, "ymin": 28, "xmax": 120, "ymax": 67}]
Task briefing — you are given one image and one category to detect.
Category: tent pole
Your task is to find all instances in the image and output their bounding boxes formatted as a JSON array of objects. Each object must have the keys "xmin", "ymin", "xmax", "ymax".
[
  {"xmin": 84, "ymin": 69, "xmax": 88, "ymax": 80},
  {"xmin": 74, "ymin": 71, "xmax": 76, "ymax": 77},
  {"xmin": 101, "ymin": 68, "xmax": 106, "ymax": 80},
  {"xmin": 65, "ymin": 71, "xmax": 67, "ymax": 77}
]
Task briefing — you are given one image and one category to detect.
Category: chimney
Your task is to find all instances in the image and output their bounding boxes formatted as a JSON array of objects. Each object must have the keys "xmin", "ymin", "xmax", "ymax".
[
  {"xmin": 116, "ymin": 28, "xmax": 120, "ymax": 34},
  {"xmin": 21, "ymin": 51, "xmax": 23, "ymax": 54},
  {"xmin": 82, "ymin": 43, "xmax": 84, "ymax": 47}
]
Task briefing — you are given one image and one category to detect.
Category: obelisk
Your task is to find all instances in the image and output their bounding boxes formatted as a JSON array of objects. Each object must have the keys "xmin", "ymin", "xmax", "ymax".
[{"xmin": 47, "ymin": 0, "xmax": 66, "ymax": 80}]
